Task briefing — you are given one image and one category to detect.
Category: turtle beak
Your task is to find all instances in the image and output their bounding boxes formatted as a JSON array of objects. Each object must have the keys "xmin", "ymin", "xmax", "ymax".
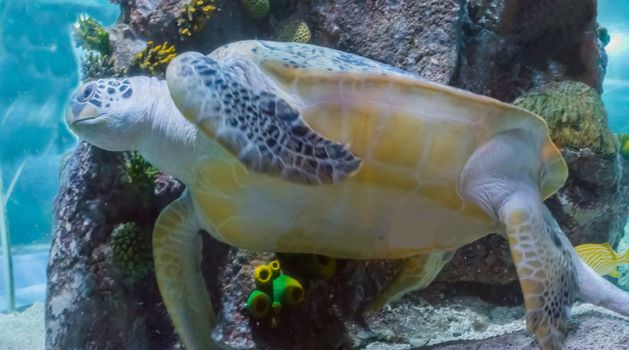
[{"xmin": 66, "ymin": 100, "xmax": 100, "ymax": 128}]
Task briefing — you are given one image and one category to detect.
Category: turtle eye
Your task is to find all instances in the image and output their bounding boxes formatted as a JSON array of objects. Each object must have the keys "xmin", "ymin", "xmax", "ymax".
[{"xmin": 78, "ymin": 83, "xmax": 95, "ymax": 102}]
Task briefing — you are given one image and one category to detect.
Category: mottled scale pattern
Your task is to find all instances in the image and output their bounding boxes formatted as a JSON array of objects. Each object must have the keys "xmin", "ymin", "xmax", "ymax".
[
  {"xmin": 505, "ymin": 206, "xmax": 577, "ymax": 350},
  {"xmin": 178, "ymin": 53, "xmax": 361, "ymax": 184}
]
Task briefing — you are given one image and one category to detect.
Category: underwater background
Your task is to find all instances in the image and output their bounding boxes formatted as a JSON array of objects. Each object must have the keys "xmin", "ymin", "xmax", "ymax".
[
  {"xmin": 0, "ymin": 0, "xmax": 628, "ymax": 349},
  {"xmin": 0, "ymin": 0, "xmax": 118, "ymax": 313}
]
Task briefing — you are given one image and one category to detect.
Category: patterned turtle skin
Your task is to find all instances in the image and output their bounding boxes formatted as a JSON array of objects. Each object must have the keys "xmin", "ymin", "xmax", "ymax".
[{"xmin": 66, "ymin": 40, "xmax": 629, "ymax": 350}]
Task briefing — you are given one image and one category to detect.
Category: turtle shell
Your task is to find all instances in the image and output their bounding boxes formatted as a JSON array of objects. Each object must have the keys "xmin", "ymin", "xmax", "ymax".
[{"xmin": 183, "ymin": 41, "xmax": 567, "ymax": 259}]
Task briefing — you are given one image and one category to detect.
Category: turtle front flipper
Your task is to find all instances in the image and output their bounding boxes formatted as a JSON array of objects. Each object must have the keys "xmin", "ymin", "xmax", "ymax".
[
  {"xmin": 366, "ymin": 251, "xmax": 454, "ymax": 314},
  {"xmin": 499, "ymin": 192, "xmax": 577, "ymax": 350},
  {"xmin": 153, "ymin": 192, "xmax": 217, "ymax": 349},
  {"xmin": 166, "ymin": 52, "xmax": 361, "ymax": 185}
]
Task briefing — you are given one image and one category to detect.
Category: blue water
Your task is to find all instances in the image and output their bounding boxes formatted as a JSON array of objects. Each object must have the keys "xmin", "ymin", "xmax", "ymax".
[
  {"xmin": 0, "ymin": 1, "xmax": 118, "ymax": 246},
  {"xmin": 0, "ymin": 0, "xmax": 117, "ymax": 312},
  {"xmin": 0, "ymin": 250, "xmax": 48, "ymax": 311},
  {"xmin": 600, "ymin": 0, "xmax": 629, "ymax": 132}
]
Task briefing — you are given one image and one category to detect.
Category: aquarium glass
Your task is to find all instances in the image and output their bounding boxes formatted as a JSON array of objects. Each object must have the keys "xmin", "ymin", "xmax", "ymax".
[
  {"xmin": 0, "ymin": 0, "xmax": 118, "ymax": 320},
  {"xmin": 600, "ymin": 0, "xmax": 629, "ymax": 132}
]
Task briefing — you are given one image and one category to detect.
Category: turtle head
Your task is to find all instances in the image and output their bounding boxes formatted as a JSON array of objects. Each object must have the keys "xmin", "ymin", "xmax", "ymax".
[{"xmin": 66, "ymin": 77, "xmax": 154, "ymax": 151}]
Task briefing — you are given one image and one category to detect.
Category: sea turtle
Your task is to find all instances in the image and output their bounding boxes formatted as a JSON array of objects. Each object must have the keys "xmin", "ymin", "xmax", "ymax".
[{"xmin": 66, "ymin": 40, "xmax": 629, "ymax": 350}]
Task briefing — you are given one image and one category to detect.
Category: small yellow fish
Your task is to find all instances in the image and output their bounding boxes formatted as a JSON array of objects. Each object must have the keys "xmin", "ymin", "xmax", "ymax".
[{"xmin": 576, "ymin": 243, "xmax": 629, "ymax": 278}]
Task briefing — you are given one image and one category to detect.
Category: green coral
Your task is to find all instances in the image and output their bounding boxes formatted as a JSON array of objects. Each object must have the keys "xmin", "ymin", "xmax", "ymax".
[
  {"xmin": 513, "ymin": 81, "xmax": 618, "ymax": 155},
  {"xmin": 246, "ymin": 290, "xmax": 271, "ymax": 318},
  {"xmin": 81, "ymin": 52, "xmax": 115, "ymax": 79},
  {"xmin": 134, "ymin": 41, "xmax": 177, "ymax": 76},
  {"xmin": 618, "ymin": 134, "xmax": 629, "ymax": 159},
  {"xmin": 241, "ymin": 0, "xmax": 270, "ymax": 20},
  {"xmin": 277, "ymin": 21, "xmax": 311, "ymax": 43},
  {"xmin": 111, "ymin": 222, "xmax": 153, "ymax": 279},
  {"xmin": 74, "ymin": 15, "xmax": 110, "ymax": 55},
  {"xmin": 177, "ymin": 0, "xmax": 217, "ymax": 39},
  {"xmin": 245, "ymin": 259, "xmax": 305, "ymax": 327},
  {"xmin": 124, "ymin": 151, "xmax": 158, "ymax": 204}
]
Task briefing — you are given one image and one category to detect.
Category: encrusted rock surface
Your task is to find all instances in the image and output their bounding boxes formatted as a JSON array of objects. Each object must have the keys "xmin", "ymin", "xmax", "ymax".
[
  {"xmin": 301, "ymin": 0, "xmax": 462, "ymax": 84},
  {"xmin": 47, "ymin": 0, "xmax": 628, "ymax": 349},
  {"xmin": 45, "ymin": 142, "xmax": 184, "ymax": 349},
  {"xmin": 455, "ymin": 0, "xmax": 601, "ymax": 101}
]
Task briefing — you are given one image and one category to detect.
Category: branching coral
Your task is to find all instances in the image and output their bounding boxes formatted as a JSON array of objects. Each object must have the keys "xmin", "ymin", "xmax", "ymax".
[
  {"xmin": 134, "ymin": 41, "xmax": 177, "ymax": 76},
  {"xmin": 124, "ymin": 151, "xmax": 158, "ymax": 204},
  {"xmin": 74, "ymin": 15, "xmax": 110, "ymax": 55},
  {"xmin": 513, "ymin": 81, "xmax": 618, "ymax": 155},
  {"xmin": 81, "ymin": 52, "xmax": 115, "ymax": 80},
  {"xmin": 241, "ymin": 0, "xmax": 270, "ymax": 20},
  {"xmin": 177, "ymin": 0, "xmax": 217, "ymax": 39},
  {"xmin": 277, "ymin": 21, "xmax": 311, "ymax": 43},
  {"xmin": 111, "ymin": 222, "xmax": 153, "ymax": 279}
]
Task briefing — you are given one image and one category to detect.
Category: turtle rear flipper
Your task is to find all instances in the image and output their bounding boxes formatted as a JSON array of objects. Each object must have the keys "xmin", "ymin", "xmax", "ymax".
[
  {"xmin": 460, "ymin": 130, "xmax": 577, "ymax": 349},
  {"xmin": 166, "ymin": 52, "xmax": 361, "ymax": 185},
  {"xmin": 153, "ymin": 192, "xmax": 217, "ymax": 349},
  {"xmin": 500, "ymin": 195, "xmax": 576, "ymax": 349}
]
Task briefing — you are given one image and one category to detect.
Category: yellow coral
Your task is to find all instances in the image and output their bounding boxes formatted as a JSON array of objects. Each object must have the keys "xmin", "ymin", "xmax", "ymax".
[
  {"xmin": 278, "ymin": 21, "xmax": 311, "ymax": 43},
  {"xmin": 177, "ymin": 0, "xmax": 217, "ymax": 39},
  {"xmin": 134, "ymin": 41, "xmax": 177, "ymax": 75}
]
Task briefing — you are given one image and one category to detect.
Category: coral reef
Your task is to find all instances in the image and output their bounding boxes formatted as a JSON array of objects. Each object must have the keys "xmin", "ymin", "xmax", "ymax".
[
  {"xmin": 73, "ymin": 15, "xmax": 121, "ymax": 80},
  {"xmin": 111, "ymin": 222, "xmax": 153, "ymax": 280},
  {"xmin": 277, "ymin": 21, "xmax": 311, "ymax": 43},
  {"xmin": 123, "ymin": 151, "xmax": 158, "ymax": 204},
  {"xmin": 47, "ymin": 142, "xmax": 184, "ymax": 349},
  {"xmin": 241, "ymin": 0, "xmax": 270, "ymax": 20},
  {"xmin": 134, "ymin": 41, "xmax": 177, "ymax": 76},
  {"xmin": 74, "ymin": 15, "xmax": 110, "ymax": 55},
  {"xmin": 513, "ymin": 81, "xmax": 618, "ymax": 155},
  {"xmin": 80, "ymin": 52, "xmax": 115, "ymax": 80},
  {"xmin": 177, "ymin": 0, "xmax": 217, "ymax": 39}
]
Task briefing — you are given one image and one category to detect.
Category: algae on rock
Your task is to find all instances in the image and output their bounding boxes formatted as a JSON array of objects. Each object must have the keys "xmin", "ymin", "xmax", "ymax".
[{"xmin": 514, "ymin": 81, "xmax": 618, "ymax": 155}]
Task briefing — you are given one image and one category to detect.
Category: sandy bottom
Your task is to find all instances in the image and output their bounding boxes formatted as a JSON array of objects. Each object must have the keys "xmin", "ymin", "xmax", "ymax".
[
  {"xmin": 0, "ymin": 302, "xmax": 45, "ymax": 350},
  {"xmin": 0, "ymin": 297, "xmax": 626, "ymax": 350},
  {"xmin": 357, "ymin": 292, "xmax": 628, "ymax": 350}
]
